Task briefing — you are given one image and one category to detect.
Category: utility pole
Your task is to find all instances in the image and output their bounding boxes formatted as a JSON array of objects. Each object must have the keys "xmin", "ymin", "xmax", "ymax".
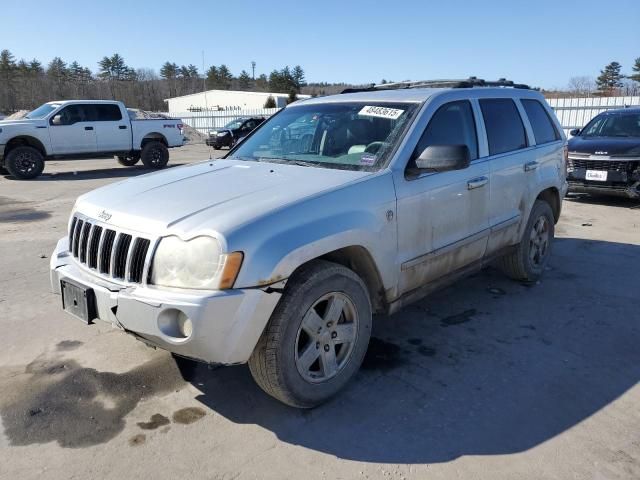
[
  {"xmin": 251, "ymin": 61, "xmax": 256, "ymax": 80},
  {"xmin": 202, "ymin": 50, "xmax": 209, "ymax": 111}
]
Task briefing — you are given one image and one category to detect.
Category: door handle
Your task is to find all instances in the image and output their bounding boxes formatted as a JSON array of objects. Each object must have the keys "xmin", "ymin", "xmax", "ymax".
[
  {"xmin": 467, "ymin": 176, "xmax": 488, "ymax": 190},
  {"xmin": 84, "ymin": 126, "xmax": 94, "ymax": 131},
  {"xmin": 119, "ymin": 125, "xmax": 127, "ymax": 130},
  {"xmin": 524, "ymin": 161, "xmax": 539, "ymax": 172}
]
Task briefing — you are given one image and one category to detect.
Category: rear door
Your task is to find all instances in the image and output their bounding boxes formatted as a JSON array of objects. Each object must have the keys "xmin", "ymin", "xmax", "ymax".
[
  {"xmin": 92, "ymin": 104, "xmax": 131, "ymax": 152},
  {"xmin": 479, "ymin": 98, "xmax": 533, "ymax": 255},
  {"xmin": 395, "ymin": 100, "xmax": 490, "ymax": 294},
  {"xmin": 49, "ymin": 104, "xmax": 97, "ymax": 155}
]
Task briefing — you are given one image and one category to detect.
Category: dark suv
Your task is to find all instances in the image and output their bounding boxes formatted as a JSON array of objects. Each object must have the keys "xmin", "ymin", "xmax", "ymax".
[
  {"xmin": 206, "ymin": 117, "xmax": 265, "ymax": 149},
  {"xmin": 567, "ymin": 108, "xmax": 640, "ymax": 199}
]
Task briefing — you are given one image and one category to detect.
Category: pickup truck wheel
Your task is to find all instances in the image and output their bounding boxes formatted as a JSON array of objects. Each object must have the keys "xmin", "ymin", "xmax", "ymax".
[
  {"xmin": 141, "ymin": 141, "xmax": 169, "ymax": 169},
  {"xmin": 5, "ymin": 146, "xmax": 45, "ymax": 180},
  {"xmin": 248, "ymin": 260, "xmax": 372, "ymax": 408},
  {"xmin": 116, "ymin": 154, "xmax": 140, "ymax": 166},
  {"xmin": 497, "ymin": 200, "xmax": 555, "ymax": 283}
]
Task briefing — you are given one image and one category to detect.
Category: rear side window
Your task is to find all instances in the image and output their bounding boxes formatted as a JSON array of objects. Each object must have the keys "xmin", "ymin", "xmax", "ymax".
[
  {"xmin": 521, "ymin": 99, "xmax": 559, "ymax": 144},
  {"xmin": 479, "ymin": 99, "xmax": 527, "ymax": 155},
  {"xmin": 413, "ymin": 100, "xmax": 478, "ymax": 161},
  {"xmin": 95, "ymin": 105, "xmax": 122, "ymax": 121}
]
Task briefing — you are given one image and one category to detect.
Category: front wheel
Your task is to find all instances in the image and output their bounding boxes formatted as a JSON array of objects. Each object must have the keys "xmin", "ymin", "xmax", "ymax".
[
  {"xmin": 5, "ymin": 146, "xmax": 45, "ymax": 180},
  {"xmin": 116, "ymin": 154, "xmax": 140, "ymax": 166},
  {"xmin": 248, "ymin": 260, "xmax": 372, "ymax": 408},
  {"xmin": 140, "ymin": 141, "xmax": 169, "ymax": 169},
  {"xmin": 497, "ymin": 200, "xmax": 555, "ymax": 283}
]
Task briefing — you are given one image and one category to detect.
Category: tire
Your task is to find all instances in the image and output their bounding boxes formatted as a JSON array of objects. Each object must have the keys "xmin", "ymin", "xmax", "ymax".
[
  {"xmin": 213, "ymin": 145, "xmax": 221, "ymax": 150},
  {"xmin": 116, "ymin": 154, "xmax": 140, "ymax": 166},
  {"xmin": 140, "ymin": 141, "xmax": 169, "ymax": 169},
  {"xmin": 248, "ymin": 260, "xmax": 372, "ymax": 408},
  {"xmin": 497, "ymin": 199, "xmax": 555, "ymax": 283},
  {"xmin": 5, "ymin": 146, "xmax": 45, "ymax": 180}
]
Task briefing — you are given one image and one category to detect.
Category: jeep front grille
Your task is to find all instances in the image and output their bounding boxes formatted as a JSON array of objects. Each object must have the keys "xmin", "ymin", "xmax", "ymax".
[{"xmin": 69, "ymin": 214, "xmax": 153, "ymax": 284}]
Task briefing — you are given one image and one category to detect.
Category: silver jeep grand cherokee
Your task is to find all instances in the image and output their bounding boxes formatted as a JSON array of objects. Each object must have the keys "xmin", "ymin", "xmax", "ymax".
[{"xmin": 51, "ymin": 78, "xmax": 568, "ymax": 408}]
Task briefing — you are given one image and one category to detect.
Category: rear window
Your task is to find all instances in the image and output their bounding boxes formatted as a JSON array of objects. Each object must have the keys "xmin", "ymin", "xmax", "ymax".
[
  {"xmin": 95, "ymin": 105, "xmax": 122, "ymax": 121},
  {"xmin": 480, "ymin": 99, "xmax": 528, "ymax": 155},
  {"xmin": 521, "ymin": 99, "xmax": 559, "ymax": 145}
]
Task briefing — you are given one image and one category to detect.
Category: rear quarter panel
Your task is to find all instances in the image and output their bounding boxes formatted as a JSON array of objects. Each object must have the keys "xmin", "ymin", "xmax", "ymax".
[{"xmin": 131, "ymin": 120, "xmax": 184, "ymax": 149}]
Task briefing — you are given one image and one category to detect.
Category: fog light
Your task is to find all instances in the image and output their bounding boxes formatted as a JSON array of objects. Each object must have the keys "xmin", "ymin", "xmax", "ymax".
[
  {"xmin": 158, "ymin": 308, "xmax": 193, "ymax": 339},
  {"xmin": 177, "ymin": 313, "xmax": 193, "ymax": 338}
]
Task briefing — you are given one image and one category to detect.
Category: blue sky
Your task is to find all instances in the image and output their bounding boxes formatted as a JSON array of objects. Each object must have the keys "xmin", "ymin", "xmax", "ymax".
[{"xmin": 1, "ymin": 0, "xmax": 639, "ymax": 89}]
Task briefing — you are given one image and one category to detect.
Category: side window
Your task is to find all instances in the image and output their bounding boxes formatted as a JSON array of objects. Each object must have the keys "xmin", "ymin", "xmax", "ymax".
[
  {"xmin": 52, "ymin": 105, "xmax": 87, "ymax": 126},
  {"xmin": 95, "ymin": 105, "xmax": 123, "ymax": 121},
  {"xmin": 479, "ymin": 99, "xmax": 528, "ymax": 155},
  {"xmin": 244, "ymin": 120, "xmax": 256, "ymax": 130},
  {"xmin": 521, "ymin": 99, "xmax": 560, "ymax": 145},
  {"xmin": 412, "ymin": 100, "xmax": 478, "ymax": 162}
]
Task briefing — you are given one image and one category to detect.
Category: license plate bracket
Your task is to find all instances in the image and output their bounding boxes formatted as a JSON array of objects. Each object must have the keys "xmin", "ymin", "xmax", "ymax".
[
  {"xmin": 61, "ymin": 279, "xmax": 97, "ymax": 324},
  {"xmin": 586, "ymin": 169, "xmax": 608, "ymax": 182}
]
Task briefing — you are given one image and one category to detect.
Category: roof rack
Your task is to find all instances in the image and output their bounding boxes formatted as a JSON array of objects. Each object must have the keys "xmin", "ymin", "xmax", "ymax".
[{"xmin": 341, "ymin": 77, "xmax": 531, "ymax": 94}]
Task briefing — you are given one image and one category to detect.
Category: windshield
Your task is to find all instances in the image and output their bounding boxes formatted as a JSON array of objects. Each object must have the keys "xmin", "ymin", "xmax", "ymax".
[
  {"xmin": 228, "ymin": 102, "xmax": 418, "ymax": 171},
  {"xmin": 581, "ymin": 113, "xmax": 640, "ymax": 138},
  {"xmin": 26, "ymin": 103, "xmax": 59, "ymax": 119},
  {"xmin": 224, "ymin": 119, "xmax": 244, "ymax": 129}
]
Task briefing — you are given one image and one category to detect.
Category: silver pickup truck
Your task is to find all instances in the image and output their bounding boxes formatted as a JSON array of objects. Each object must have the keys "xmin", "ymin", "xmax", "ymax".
[{"xmin": 51, "ymin": 78, "xmax": 568, "ymax": 408}]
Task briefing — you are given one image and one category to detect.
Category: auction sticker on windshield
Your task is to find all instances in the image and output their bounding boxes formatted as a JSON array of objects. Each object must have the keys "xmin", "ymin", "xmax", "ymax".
[{"xmin": 358, "ymin": 106, "xmax": 404, "ymax": 120}]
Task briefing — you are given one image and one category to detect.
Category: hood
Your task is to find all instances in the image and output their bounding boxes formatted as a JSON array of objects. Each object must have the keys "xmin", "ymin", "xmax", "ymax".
[
  {"xmin": 74, "ymin": 159, "xmax": 371, "ymax": 237},
  {"xmin": 568, "ymin": 136, "xmax": 640, "ymax": 156},
  {"xmin": 209, "ymin": 128, "xmax": 230, "ymax": 135},
  {"xmin": 0, "ymin": 119, "xmax": 41, "ymax": 127}
]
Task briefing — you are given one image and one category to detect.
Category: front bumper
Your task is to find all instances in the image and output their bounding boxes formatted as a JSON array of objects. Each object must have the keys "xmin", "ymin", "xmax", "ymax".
[
  {"xmin": 568, "ymin": 169, "xmax": 640, "ymax": 199},
  {"xmin": 50, "ymin": 237, "xmax": 281, "ymax": 365},
  {"xmin": 567, "ymin": 157, "xmax": 640, "ymax": 199},
  {"xmin": 205, "ymin": 136, "xmax": 230, "ymax": 147}
]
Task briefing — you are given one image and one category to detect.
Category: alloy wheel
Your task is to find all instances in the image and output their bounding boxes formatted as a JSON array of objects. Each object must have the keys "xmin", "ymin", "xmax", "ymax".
[
  {"xmin": 529, "ymin": 215, "xmax": 550, "ymax": 267},
  {"xmin": 295, "ymin": 292, "xmax": 358, "ymax": 383}
]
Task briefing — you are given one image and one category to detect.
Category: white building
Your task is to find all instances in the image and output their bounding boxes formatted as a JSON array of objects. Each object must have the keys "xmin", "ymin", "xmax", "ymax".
[{"xmin": 165, "ymin": 89, "xmax": 310, "ymax": 114}]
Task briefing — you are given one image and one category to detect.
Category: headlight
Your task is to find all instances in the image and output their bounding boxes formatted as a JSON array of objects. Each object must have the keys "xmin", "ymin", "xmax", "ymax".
[
  {"xmin": 209, "ymin": 131, "xmax": 217, "ymax": 136},
  {"xmin": 151, "ymin": 235, "xmax": 243, "ymax": 290},
  {"xmin": 217, "ymin": 131, "xmax": 228, "ymax": 137}
]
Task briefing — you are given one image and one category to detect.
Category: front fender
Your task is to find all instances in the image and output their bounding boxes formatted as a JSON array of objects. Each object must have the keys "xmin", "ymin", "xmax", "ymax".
[{"xmin": 229, "ymin": 173, "xmax": 398, "ymax": 292}]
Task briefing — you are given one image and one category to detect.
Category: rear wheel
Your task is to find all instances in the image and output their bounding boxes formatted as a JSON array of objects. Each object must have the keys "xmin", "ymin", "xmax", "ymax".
[
  {"xmin": 5, "ymin": 146, "xmax": 45, "ymax": 180},
  {"xmin": 497, "ymin": 200, "xmax": 555, "ymax": 283},
  {"xmin": 248, "ymin": 260, "xmax": 372, "ymax": 408},
  {"xmin": 140, "ymin": 141, "xmax": 169, "ymax": 169},
  {"xmin": 116, "ymin": 153, "xmax": 140, "ymax": 166}
]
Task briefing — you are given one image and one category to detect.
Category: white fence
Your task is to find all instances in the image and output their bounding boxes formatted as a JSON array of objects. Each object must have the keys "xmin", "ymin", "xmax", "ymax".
[
  {"xmin": 547, "ymin": 96, "xmax": 640, "ymax": 135},
  {"xmin": 173, "ymin": 108, "xmax": 281, "ymax": 133},
  {"xmin": 172, "ymin": 97, "xmax": 640, "ymax": 138}
]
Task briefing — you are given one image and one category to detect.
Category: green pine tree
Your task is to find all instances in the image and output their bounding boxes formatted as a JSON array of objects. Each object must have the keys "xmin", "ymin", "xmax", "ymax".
[
  {"xmin": 629, "ymin": 57, "xmax": 640, "ymax": 84},
  {"xmin": 596, "ymin": 61, "xmax": 624, "ymax": 94}
]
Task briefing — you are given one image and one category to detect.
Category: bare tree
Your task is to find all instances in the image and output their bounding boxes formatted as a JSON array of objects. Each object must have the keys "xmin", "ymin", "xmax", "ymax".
[{"xmin": 567, "ymin": 76, "xmax": 596, "ymax": 97}]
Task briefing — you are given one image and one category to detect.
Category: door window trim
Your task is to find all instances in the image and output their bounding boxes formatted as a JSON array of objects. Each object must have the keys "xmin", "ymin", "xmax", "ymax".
[
  {"xmin": 403, "ymin": 99, "xmax": 480, "ymax": 180},
  {"xmin": 478, "ymin": 98, "xmax": 530, "ymax": 157}
]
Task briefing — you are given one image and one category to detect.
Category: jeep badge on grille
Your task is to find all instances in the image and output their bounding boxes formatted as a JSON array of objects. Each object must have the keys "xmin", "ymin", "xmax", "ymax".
[{"xmin": 97, "ymin": 210, "xmax": 112, "ymax": 222}]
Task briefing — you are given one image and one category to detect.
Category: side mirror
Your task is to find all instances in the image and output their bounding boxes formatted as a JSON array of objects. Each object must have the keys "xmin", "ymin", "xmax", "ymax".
[
  {"xmin": 415, "ymin": 145, "xmax": 470, "ymax": 172},
  {"xmin": 51, "ymin": 115, "xmax": 62, "ymax": 126},
  {"xmin": 569, "ymin": 128, "xmax": 580, "ymax": 137}
]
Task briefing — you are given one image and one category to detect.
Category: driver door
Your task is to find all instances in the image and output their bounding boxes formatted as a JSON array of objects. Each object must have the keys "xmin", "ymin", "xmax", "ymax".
[
  {"xmin": 394, "ymin": 100, "xmax": 490, "ymax": 295},
  {"xmin": 49, "ymin": 104, "xmax": 98, "ymax": 155}
]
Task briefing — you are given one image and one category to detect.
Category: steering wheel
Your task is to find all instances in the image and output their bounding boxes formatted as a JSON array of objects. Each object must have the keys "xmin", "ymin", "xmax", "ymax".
[{"xmin": 364, "ymin": 141, "xmax": 389, "ymax": 154}]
